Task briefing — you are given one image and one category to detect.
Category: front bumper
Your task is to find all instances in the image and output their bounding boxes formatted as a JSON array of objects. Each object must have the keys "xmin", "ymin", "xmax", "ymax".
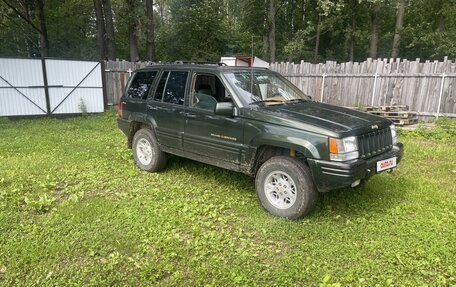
[{"xmin": 307, "ymin": 143, "xmax": 404, "ymax": 192}]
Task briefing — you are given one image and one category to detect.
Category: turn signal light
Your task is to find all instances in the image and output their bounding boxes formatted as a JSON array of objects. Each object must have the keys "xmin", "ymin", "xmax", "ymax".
[
  {"xmin": 329, "ymin": 136, "xmax": 359, "ymax": 161},
  {"xmin": 329, "ymin": 138, "xmax": 339, "ymax": 154},
  {"xmin": 117, "ymin": 102, "xmax": 122, "ymax": 118}
]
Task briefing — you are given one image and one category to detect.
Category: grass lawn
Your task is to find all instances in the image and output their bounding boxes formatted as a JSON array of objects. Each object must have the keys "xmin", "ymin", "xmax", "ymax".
[{"xmin": 0, "ymin": 113, "xmax": 454, "ymax": 286}]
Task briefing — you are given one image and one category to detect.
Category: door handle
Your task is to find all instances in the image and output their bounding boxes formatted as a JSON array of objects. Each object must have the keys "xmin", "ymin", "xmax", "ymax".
[
  {"xmin": 147, "ymin": 105, "xmax": 158, "ymax": 110},
  {"xmin": 185, "ymin": 113, "xmax": 197, "ymax": 119}
]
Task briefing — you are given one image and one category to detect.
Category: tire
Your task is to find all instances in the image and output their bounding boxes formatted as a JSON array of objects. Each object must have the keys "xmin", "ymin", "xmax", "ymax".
[
  {"xmin": 132, "ymin": 128, "xmax": 167, "ymax": 172},
  {"xmin": 255, "ymin": 156, "xmax": 318, "ymax": 219}
]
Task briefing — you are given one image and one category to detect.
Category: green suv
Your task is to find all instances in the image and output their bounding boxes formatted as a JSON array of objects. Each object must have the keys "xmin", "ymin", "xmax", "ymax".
[{"xmin": 117, "ymin": 63, "xmax": 403, "ymax": 219}]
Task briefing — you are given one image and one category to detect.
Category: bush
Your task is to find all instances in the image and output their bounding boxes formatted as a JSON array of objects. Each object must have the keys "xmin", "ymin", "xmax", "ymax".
[{"xmin": 398, "ymin": 117, "xmax": 456, "ymax": 143}]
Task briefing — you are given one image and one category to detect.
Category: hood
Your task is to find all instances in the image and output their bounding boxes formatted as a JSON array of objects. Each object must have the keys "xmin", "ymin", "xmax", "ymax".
[{"xmin": 242, "ymin": 101, "xmax": 391, "ymax": 136}]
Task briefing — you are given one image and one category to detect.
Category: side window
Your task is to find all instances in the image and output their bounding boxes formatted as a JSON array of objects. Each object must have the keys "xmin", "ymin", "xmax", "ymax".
[
  {"xmin": 191, "ymin": 73, "xmax": 231, "ymax": 111},
  {"xmin": 126, "ymin": 71, "xmax": 157, "ymax": 99},
  {"xmin": 154, "ymin": 71, "xmax": 169, "ymax": 101},
  {"xmin": 163, "ymin": 71, "xmax": 188, "ymax": 105}
]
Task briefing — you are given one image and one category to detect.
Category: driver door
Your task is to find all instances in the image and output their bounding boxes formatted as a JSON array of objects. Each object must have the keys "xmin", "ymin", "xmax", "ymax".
[{"xmin": 183, "ymin": 72, "xmax": 244, "ymax": 164}]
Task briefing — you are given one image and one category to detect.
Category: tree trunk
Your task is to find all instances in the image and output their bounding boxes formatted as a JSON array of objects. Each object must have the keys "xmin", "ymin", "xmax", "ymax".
[
  {"xmin": 156, "ymin": 0, "xmax": 165, "ymax": 24},
  {"xmin": 146, "ymin": 0, "xmax": 156, "ymax": 61},
  {"xmin": 268, "ymin": 0, "xmax": 276, "ymax": 63},
  {"xmin": 369, "ymin": 2, "xmax": 380, "ymax": 59},
  {"xmin": 262, "ymin": 0, "xmax": 269, "ymax": 60},
  {"xmin": 290, "ymin": 0, "xmax": 294, "ymax": 32},
  {"xmin": 127, "ymin": 0, "xmax": 140, "ymax": 61},
  {"xmin": 348, "ymin": 0, "xmax": 356, "ymax": 62},
  {"xmin": 129, "ymin": 19, "xmax": 140, "ymax": 61},
  {"xmin": 102, "ymin": 0, "xmax": 116, "ymax": 60},
  {"xmin": 93, "ymin": 0, "xmax": 106, "ymax": 60},
  {"xmin": 36, "ymin": 0, "xmax": 49, "ymax": 57},
  {"xmin": 437, "ymin": 14, "xmax": 445, "ymax": 32},
  {"xmin": 391, "ymin": 0, "xmax": 406, "ymax": 59},
  {"xmin": 314, "ymin": 14, "xmax": 321, "ymax": 64},
  {"xmin": 23, "ymin": 0, "xmax": 35, "ymax": 57}
]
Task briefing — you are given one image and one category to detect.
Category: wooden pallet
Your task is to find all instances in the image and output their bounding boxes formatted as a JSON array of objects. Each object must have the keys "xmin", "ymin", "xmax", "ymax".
[
  {"xmin": 347, "ymin": 105, "xmax": 418, "ymax": 125},
  {"xmin": 369, "ymin": 111, "xmax": 417, "ymax": 118},
  {"xmin": 360, "ymin": 105, "xmax": 409, "ymax": 112},
  {"xmin": 391, "ymin": 118, "xmax": 419, "ymax": 126}
]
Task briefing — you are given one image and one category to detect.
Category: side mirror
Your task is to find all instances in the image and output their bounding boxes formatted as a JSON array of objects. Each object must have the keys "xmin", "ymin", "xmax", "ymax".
[{"xmin": 215, "ymin": 102, "xmax": 234, "ymax": 116}]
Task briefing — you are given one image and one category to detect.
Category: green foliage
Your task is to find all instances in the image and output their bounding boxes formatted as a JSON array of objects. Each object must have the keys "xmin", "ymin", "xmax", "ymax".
[
  {"xmin": 24, "ymin": 194, "xmax": 56, "ymax": 213},
  {"xmin": 1, "ymin": 0, "xmax": 456, "ymax": 62},
  {"xmin": 45, "ymin": 0, "xmax": 98, "ymax": 59},
  {"xmin": 78, "ymin": 98, "xmax": 88, "ymax": 116},
  {"xmin": 158, "ymin": 0, "xmax": 234, "ymax": 61},
  {"xmin": 283, "ymin": 27, "xmax": 315, "ymax": 62},
  {"xmin": 401, "ymin": 0, "xmax": 456, "ymax": 60},
  {"xmin": 0, "ymin": 112, "xmax": 454, "ymax": 286},
  {"xmin": 398, "ymin": 118, "xmax": 456, "ymax": 143}
]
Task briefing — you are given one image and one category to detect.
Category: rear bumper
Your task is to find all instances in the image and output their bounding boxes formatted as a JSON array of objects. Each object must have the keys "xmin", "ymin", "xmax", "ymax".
[
  {"xmin": 117, "ymin": 118, "xmax": 130, "ymax": 137},
  {"xmin": 308, "ymin": 143, "xmax": 404, "ymax": 192}
]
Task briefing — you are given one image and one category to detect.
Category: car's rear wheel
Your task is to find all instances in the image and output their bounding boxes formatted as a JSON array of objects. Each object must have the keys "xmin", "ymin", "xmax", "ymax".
[
  {"xmin": 255, "ymin": 156, "xmax": 318, "ymax": 219},
  {"xmin": 132, "ymin": 128, "xmax": 167, "ymax": 172}
]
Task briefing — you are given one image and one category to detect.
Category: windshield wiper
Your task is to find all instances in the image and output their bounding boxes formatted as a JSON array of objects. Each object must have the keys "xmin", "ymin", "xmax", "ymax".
[
  {"xmin": 283, "ymin": 99, "xmax": 308, "ymax": 104},
  {"xmin": 249, "ymin": 99, "xmax": 285, "ymax": 105}
]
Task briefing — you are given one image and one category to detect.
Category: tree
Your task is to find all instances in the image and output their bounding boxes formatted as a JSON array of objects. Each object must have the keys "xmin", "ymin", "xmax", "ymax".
[
  {"xmin": 103, "ymin": 0, "xmax": 116, "ymax": 60},
  {"xmin": 399, "ymin": 0, "xmax": 456, "ymax": 59},
  {"xmin": 369, "ymin": 1, "xmax": 381, "ymax": 58},
  {"xmin": 157, "ymin": 0, "xmax": 229, "ymax": 61},
  {"xmin": 391, "ymin": 0, "xmax": 406, "ymax": 58},
  {"xmin": 93, "ymin": 0, "xmax": 105, "ymax": 59},
  {"xmin": 347, "ymin": 0, "xmax": 357, "ymax": 61},
  {"xmin": 92, "ymin": 0, "xmax": 115, "ymax": 60},
  {"xmin": 1, "ymin": 0, "xmax": 456, "ymax": 63},
  {"xmin": 263, "ymin": 0, "xmax": 277, "ymax": 63},
  {"xmin": 146, "ymin": 0, "xmax": 155, "ymax": 61},
  {"xmin": 1, "ymin": 0, "xmax": 49, "ymax": 57},
  {"xmin": 126, "ymin": 0, "xmax": 140, "ymax": 61}
]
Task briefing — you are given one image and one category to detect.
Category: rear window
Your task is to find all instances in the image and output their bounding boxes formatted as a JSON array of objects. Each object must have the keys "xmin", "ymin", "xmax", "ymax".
[
  {"xmin": 153, "ymin": 71, "xmax": 188, "ymax": 105},
  {"xmin": 163, "ymin": 71, "xmax": 188, "ymax": 105},
  {"xmin": 154, "ymin": 71, "xmax": 169, "ymax": 101},
  {"xmin": 126, "ymin": 71, "xmax": 157, "ymax": 99}
]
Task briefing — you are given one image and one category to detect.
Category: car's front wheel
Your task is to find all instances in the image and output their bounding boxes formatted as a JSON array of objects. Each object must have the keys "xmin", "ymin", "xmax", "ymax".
[
  {"xmin": 255, "ymin": 156, "xmax": 318, "ymax": 219},
  {"xmin": 132, "ymin": 128, "xmax": 167, "ymax": 172}
]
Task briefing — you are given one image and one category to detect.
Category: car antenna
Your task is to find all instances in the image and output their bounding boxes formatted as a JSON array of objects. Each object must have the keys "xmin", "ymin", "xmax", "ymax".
[{"xmin": 250, "ymin": 36, "xmax": 254, "ymax": 97}]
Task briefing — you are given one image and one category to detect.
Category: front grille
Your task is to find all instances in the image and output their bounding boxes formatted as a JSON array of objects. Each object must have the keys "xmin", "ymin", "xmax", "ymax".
[{"xmin": 357, "ymin": 127, "xmax": 393, "ymax": 159}]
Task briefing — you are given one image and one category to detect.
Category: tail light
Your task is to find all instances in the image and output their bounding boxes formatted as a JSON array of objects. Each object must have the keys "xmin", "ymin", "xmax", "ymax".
[{"xmin": 117, "ymin": 102, "xmax": 123, "ymax": 118}]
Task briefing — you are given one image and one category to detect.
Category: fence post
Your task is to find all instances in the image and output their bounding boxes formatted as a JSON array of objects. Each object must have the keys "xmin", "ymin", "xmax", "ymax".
[
  {"xmin": 371, "ymin": 72, "xmax": 379, "ymax": 107},
  {"xmin": 40, "ymin": 57, "xmax": 51, "ymax": 115},
  {"xmin": 100, "ymin": 60, "xmax": 108, "ymax": 110},
  {"xmin": 320, "ymin": 73, "xmax": 326, "ymax": 103},
  {"xmin": 436, "ymin": 73, "xmax": 446, "ymax": 120}
]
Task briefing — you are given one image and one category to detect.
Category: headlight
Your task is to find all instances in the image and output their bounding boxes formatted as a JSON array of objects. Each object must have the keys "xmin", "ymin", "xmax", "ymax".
[
  {"xmin": 329, "ymin": 136, "xmax": 359, "ymax": 161},
  {"xmin": 390, "ymin": 124, "xmax": 397, "ymax": 144}
]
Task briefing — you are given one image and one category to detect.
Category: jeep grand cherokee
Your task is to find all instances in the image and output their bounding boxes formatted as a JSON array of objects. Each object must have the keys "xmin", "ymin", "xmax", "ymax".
[{"xmin": 117, "ymin": 63, "xmax": 403, "ymax": 219}]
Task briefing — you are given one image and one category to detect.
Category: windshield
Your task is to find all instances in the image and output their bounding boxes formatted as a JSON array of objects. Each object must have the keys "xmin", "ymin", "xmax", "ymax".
[{"xmin": 223, "ymin": 70, "xmax": 311, "ymax": 106}]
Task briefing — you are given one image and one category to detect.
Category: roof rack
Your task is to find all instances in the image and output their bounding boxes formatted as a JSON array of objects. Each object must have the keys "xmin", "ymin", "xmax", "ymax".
[{"xmin": 173, "ymin": 60, "xmax": 227, "ymax": 66}]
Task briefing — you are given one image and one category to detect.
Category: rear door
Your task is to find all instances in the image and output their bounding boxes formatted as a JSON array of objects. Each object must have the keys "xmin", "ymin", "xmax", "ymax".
[
  {"xmin": 122, "ymin": 70, "xmax": 158, "ymax": 121},
  {"xmin": 148, "ymin": 70, "xmax": 189, "ymax": 150}
]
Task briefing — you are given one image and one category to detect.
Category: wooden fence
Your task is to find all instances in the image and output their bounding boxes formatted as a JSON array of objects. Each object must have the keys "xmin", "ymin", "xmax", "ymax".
[
  {"xmin": 104, "ymin": 58, "xmax": 456, "ymax": 118},
  {"xmin": 271, "ymin": 58, "xmax": 456, "ymax": 118},
  {"xmin": 104, "ymin": 60, "xmax": 151, "ymax": 105}
]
